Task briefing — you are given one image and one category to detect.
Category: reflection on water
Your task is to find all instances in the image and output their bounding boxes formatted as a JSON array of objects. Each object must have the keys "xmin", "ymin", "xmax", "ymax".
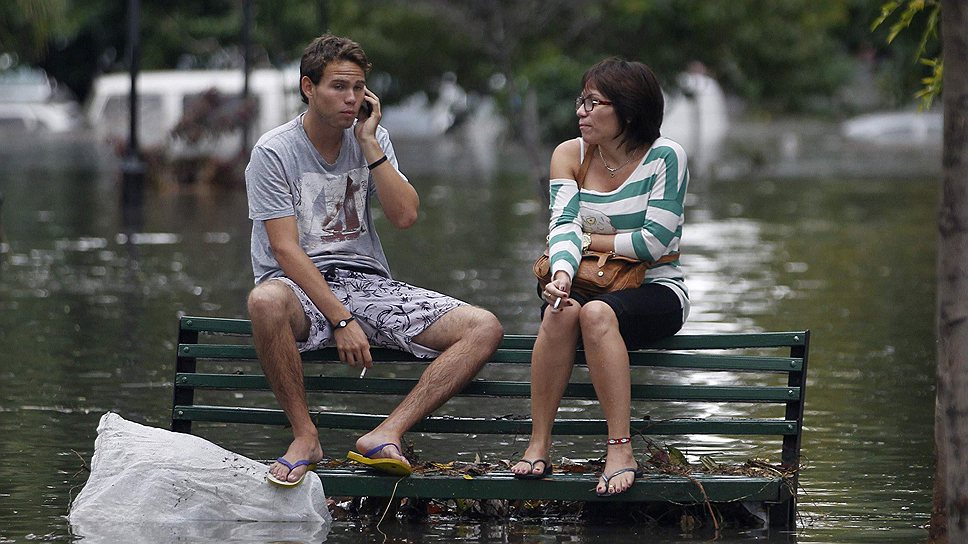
[
  {"xmin": 70, "ymin": 520, "xmax": 332, "ymax": 544},
  {"xmin": 0, "ymin": 127, "xmax": 937, "ymax": 543}
]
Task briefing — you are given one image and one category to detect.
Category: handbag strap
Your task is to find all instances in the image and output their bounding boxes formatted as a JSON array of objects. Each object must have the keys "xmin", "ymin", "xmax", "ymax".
[
  {"xmin": 576, "ymin": 142, "xmax": 596, "ymax": 190},
  {"xmin": 649, "ymin": 252, "xmax": 680, "ymax": 268}
]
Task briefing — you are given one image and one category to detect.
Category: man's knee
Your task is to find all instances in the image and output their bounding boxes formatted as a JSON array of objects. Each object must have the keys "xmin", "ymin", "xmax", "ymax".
[
  {"xmin": 247, "ymin": 281, "xmax": 296, "ymax": 322},
  {"xmin": 469, "ymin": 307, "xmax": 504, "ymax": 349},
  {"xmin": 423, "ymin": 305, "xmax": 503, "ymax": 354}
]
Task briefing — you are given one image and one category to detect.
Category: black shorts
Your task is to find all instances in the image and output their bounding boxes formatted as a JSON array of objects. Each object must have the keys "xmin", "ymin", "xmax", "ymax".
[{"xmin": 542, "ymin": 282, "xmax": 684, "ymax": 349}]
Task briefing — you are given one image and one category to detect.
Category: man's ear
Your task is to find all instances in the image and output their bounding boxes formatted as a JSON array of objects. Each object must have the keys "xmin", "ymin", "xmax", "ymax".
[{"xmin": 300, "ymin": 76, "xmax": 315, "ymax": 100}]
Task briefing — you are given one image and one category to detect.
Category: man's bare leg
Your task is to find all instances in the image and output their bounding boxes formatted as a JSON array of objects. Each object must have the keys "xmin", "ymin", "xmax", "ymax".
[
  {"xmin": 354, "ymin": 306, "xmax": 503, "ymax": 466},
  {"xmin": 248, "ymin": 280, "xmax": 323, "ymax": 483}
]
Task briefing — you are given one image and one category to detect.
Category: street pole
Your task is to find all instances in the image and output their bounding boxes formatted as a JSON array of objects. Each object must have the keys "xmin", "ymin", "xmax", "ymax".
[
  {"xmin": 121, "ymin": 0, "xmax": 144, "ymax": 231},
  {"xmin": 241, "ymin": 0, "xmax": 253, "ymax": 155}
]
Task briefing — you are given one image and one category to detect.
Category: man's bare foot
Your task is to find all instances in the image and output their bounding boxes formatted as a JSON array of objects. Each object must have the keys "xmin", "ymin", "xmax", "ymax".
[
  {"xmin": 355, "ymin": 433, "xmax": 410, "ymax": 469},
  {"xmin": 269, "ymin": 435, "xmax": 324, "ymax": 483}
]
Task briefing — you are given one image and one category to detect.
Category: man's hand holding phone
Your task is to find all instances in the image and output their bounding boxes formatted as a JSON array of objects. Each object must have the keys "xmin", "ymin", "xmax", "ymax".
[
  {"xmin": 354, "ymin": 87, "xmax": 380, "ymax": 142},
  {"xmin": 358, "ymin": 99, "xmax": 373, "ymax": 120}
]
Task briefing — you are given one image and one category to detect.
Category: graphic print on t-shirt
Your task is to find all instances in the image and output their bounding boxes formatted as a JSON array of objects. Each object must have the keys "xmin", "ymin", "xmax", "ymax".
[{"xmin": 297, "ymin": 168, "xmax": 368, "ymax": 249}]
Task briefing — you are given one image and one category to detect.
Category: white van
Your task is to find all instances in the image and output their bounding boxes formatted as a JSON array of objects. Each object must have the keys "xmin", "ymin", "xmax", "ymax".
[{"xmin": 85, "ymin": 67, "xmax": 303, "ymax": 157}]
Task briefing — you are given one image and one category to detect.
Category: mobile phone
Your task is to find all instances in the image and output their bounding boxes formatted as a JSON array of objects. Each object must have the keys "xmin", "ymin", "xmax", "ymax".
[{"xmin": 359, "ymin": 100, "xmax": 373, "ymax": 119}]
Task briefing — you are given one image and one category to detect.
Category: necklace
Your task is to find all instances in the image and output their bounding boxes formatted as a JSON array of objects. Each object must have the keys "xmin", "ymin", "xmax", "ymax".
[{"xmin": 597, "ymin": 147, "xmax": 635, "ymax": 177}]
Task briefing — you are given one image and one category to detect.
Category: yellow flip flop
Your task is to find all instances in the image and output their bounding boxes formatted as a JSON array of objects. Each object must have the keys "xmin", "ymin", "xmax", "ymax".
[
  {"xmin": 266, "ymin": 458, "xmax": 317, "ymax": 487},
  {"xmin": 346, "ymin": 443, "xmax": 413, "ymax": 476}
]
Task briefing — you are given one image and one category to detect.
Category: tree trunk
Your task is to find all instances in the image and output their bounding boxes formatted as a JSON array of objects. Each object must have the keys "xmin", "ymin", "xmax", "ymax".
[{"xmin": 934, "ymin": 1, "xmax": 968, "ymax": 542}]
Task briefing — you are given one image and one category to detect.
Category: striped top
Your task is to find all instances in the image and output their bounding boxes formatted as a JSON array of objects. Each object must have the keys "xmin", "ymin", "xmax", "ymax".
[{"xmin": 548, "ymin": 136, "xmax": 690, "ymax": 314}]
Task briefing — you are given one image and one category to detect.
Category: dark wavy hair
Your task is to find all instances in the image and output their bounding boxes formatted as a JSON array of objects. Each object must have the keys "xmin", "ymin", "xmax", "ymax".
[
  {"xmin": 581, "ymin": 57, "xmax": 664, "ymax": 151},
  {"xmin": 299, "ymin": 34, "xmax": 372, "ymax": 104}
]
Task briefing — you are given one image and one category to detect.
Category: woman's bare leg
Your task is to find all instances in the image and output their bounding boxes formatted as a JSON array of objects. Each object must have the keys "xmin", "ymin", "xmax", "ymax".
[
  {"xmin": 580, "ymin": 301, "xmax": 637, "ymax": 495},
  {"xmin": 511, "ymin": 302, "xmax": 581, "ymax": 477}
]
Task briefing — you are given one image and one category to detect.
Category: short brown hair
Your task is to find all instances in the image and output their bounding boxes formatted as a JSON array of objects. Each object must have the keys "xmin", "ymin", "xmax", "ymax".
[
  {"xmin": 581, "ymin": 58, "xmax": 664, "ymax": 151},
  {"xmin": 299, "ymin": 34, "xmax": 372, "ymax": 104}
]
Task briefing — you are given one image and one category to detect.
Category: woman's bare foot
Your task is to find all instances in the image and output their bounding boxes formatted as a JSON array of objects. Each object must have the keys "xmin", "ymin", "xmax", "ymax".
[
  {"xmin": 511, "ymin": 444, "xmax": 551, "ymax": 477},
  {"xmin": 596, "ymin": 442, "xmax": 638, "ymax": 495}
]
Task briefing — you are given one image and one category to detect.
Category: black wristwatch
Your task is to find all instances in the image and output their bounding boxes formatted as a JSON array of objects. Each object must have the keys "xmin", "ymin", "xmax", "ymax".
[{"xmin": 333, "ymin": 316, "xmax": 355, "ymax": 329}]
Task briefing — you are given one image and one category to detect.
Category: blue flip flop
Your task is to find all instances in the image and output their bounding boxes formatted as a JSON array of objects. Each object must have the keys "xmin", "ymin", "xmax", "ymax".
[
  {"xmin": 346, "ymin": 443, "xmax": 413, "ymax": 476},
  {"xmin": 266, "ymin": 457, "xmax": 318, "ymax": 487}
]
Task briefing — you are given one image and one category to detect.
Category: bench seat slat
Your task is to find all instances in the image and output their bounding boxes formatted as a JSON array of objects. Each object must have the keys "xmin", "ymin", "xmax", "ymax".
[
  {"xmin": 173, "ymin": 406, "xmax": 798, "ymax": 435},
  {"xmin": 176, "ymin": 373, "xmax": 800, "ymax": 402},
  {"xmin": 178, "ymin": 344, "xmax": 804, "ymax": 372},
  {"xmin": 499, "ymin": 333, "xmax": 807, "ymax": 350},
  {"xmin": 315, "ymin": 468, "xmax": 788, "ymax": 503}
]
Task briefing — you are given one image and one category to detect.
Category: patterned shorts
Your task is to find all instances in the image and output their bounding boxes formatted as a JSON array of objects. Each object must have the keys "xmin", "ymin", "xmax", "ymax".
[{"xmin": 273, "ymin": 267, "xmax": 466, "ymax": 358}]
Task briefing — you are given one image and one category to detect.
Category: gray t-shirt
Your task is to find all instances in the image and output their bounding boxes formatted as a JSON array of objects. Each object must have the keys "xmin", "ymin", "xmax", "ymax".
[{"xmin": 245, "ymin": 113, "xmax": 407, "ymax": 284}]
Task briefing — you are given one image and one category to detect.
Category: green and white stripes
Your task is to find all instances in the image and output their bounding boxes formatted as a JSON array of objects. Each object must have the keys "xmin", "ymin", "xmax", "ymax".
[{"xmin": 547, "ymin": 137, "xmax": 690, "ymax": 313}]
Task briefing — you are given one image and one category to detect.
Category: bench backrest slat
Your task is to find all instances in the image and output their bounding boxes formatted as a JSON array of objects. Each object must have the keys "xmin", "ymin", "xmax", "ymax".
[
  {"xmin": 173, "ymin": 405, "xmax": 799, "ymax": 436},
  {"xmin": 176, "ymin": 373, "xmax": 800, "ymax": 403},
  {"xmin": 178, "ymin": 344, "xmax": 804, "ymax": 372}
]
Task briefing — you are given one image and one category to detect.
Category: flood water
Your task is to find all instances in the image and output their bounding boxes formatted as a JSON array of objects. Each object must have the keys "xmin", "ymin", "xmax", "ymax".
[{"xmin": 0, "ymin": 122, "xmax": 940, "ymax": 543}]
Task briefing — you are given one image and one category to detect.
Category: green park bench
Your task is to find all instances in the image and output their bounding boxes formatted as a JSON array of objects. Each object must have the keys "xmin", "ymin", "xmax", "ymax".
[{"xmin": 171, "ymin": 315, "xmax": 809, "ymax": 528}]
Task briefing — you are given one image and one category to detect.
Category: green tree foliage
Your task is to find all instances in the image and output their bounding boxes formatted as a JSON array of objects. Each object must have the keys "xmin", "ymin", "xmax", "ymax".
[
  {"xmin": 1, "ymin": 0, "xmax": 942, "ymax": 138},
  {"xmin": 0, "ymin": 0, "xmax": 68, "ymax": 62},
  {"xmin": 871, "ymin": 0, "xmax": 942, "ymax": 108}
]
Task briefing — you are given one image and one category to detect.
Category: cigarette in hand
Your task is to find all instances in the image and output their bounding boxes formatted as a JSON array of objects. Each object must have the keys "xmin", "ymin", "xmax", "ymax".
[
  {"xmin": 359, "ymin": 367, "xmax": 367, "ymax": 378},
  {"xmin": 553, "ymin": 297, "xmax": 562, "ymax": 310}
]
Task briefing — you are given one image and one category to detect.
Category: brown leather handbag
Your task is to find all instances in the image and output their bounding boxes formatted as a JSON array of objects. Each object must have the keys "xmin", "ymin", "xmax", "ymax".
[
  {"xmin": 532, "ymin": 143, "xmax": 679, "ymax": 296},
  {"xmin": 532, "ymin": 249, "xmax": 679, "ymax": 296}
]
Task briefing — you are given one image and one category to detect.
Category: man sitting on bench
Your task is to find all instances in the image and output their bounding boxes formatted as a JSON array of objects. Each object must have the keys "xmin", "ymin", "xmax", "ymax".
[{"xmin": 245, "ymin": 33, "xmax": 502, "ymax": 486}]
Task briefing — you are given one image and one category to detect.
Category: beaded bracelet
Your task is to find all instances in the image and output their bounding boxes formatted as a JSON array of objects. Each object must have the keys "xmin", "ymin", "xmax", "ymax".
[
  {"xmin": 606, "ymin": 436, "xmax": 631, "ymax": 445},
  {"xmin": 367, "ymin": 155, "xmax": 388, "ymax": 170}
]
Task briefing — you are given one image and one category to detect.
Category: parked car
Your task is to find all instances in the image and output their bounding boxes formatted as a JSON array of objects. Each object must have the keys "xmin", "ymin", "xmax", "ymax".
[
  {"xmin": 0, "ymin": 66, "xmax": 84, "ymax": 133},
  {"xmin": 85, "ymin": 67, "xmax": 302, "ymax": 158}
]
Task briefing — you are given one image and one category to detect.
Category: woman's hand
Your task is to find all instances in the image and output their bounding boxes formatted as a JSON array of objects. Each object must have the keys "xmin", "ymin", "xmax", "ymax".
[{"xmin": 543, "ymin": 271, "xmax": 573, "ymax": 311}]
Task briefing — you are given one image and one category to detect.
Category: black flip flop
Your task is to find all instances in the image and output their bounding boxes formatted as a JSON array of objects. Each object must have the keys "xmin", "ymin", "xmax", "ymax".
[
  {"xmin": 596, "ymin": 466, "xmax": 643, "ymax": 496},
  {"xmin": 512, "ymin": 458, "xmax": 553, "ymax": 480}
]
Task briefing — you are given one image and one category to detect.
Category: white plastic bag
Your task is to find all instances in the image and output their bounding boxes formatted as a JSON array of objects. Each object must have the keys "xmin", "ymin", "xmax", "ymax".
[{"xmin": 69, "ymin": 412, "xmax": 331, "ymax": 542}]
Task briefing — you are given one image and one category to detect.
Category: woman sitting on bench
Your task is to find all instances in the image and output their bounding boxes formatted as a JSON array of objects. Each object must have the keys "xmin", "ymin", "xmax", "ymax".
[{"xmin": 511, "ymin": 57, "xmax": 690, "ymax": 496}]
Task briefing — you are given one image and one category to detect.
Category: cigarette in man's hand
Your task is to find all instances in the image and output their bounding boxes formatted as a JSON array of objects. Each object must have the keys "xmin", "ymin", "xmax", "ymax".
[
  {"xmin": 359, "ymin": 367, "xmax": 367, "ymax": 378},
  {"xmin": 553, "ymin": 297, "xmax": 562, "ymax": 310}
]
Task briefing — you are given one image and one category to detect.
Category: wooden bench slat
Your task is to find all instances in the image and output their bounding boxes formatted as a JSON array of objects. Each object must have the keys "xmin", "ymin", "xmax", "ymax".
[
  {"xmin": 179, "ymin": 317, "xmax": 807, "ymax": 350},
  {"xmin": 315, "ymin": 468, "xmax": 787, "ymax": 503},
  {"xmin": 173, "ymin": 406, "xmax": 799, "ymax": 435},
  {"xmin": 176, "ymin": 373, "xmax": 801, "ymax": 402},
  {"xmin": 178, "ymin": 344, "xmax": 804, "ymax": 372},
  {"xmin": 181, "ymin": 316, "xmax": 253, "ymax": 334},
  {"xmin": 410, "ymin": 332, "xmax": 807, "ymax": 350}
]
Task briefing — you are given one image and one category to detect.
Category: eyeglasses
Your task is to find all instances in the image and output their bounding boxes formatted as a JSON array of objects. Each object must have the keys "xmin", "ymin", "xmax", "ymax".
[{"xmin": 575, "ymin": 95, "xmax": 613, "ymax": 112}]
